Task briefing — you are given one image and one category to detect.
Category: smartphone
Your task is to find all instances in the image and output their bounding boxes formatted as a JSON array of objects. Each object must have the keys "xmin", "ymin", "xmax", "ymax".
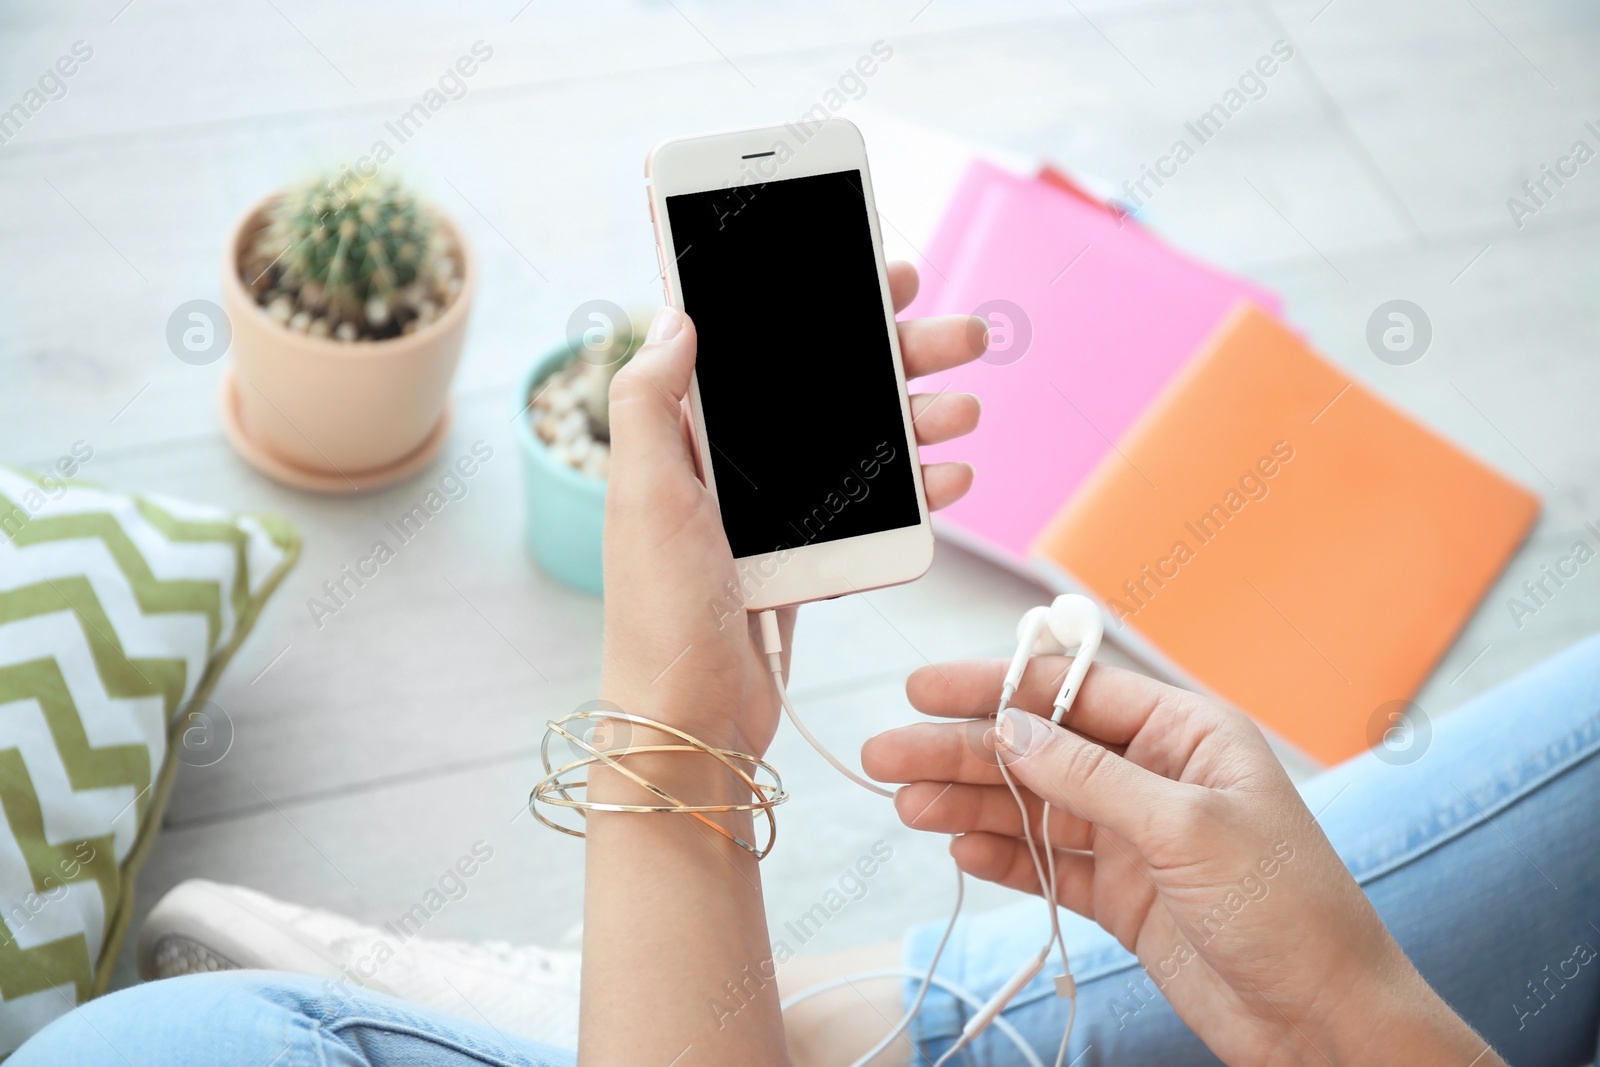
[{"xmin": 645, "ymin": 119, "xmax": 934, "ymax": 611}]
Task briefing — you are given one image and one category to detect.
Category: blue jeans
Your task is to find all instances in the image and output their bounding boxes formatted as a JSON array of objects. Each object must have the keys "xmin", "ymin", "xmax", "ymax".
[
  {"xmin": 16, "ymin": 636, "xmax": 1600, "ymax": 1066},
  {"xmin": 9, "ymin": 971, "xmax": 574, "ymax": 1066}
]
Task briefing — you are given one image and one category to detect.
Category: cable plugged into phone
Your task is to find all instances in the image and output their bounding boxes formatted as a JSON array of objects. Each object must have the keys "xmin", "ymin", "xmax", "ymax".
[
  {"xmin": 759, "ymin": 609, "xmax": 952, "ymax": 1067},
  {"xmin": 761, "ymin": 610, "xmax": 893, "ymax": 800},
  {"xmin": 762, "ymin": 594, "xmax": 1103, "ymax": 1067}
]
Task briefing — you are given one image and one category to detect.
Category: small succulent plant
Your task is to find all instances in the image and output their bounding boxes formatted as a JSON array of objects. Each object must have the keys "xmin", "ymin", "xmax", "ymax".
[
  {"xmin": 529, "ymin": 331, "xmax": 643, "ymax": 481},
  {"xmin": 242, "ymin": 169, "xmax": 462, "ymax": 342}
]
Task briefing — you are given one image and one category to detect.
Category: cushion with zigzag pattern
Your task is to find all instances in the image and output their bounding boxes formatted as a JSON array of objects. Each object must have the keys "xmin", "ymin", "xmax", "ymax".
[{"xmin": 0, "ymin": 466, "xmax": 297, "ymax": 1054}]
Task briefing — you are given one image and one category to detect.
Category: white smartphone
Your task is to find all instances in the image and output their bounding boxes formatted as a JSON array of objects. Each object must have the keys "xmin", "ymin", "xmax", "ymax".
[{"xmin": 645, "ymin": 119, "xmax": 934, "ymax": 611}]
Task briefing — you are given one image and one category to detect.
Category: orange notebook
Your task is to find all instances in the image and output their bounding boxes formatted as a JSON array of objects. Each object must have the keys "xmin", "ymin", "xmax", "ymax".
[{"xmin": 1032, "ymin": 305, "xmax": 1540, "ymax": 764}]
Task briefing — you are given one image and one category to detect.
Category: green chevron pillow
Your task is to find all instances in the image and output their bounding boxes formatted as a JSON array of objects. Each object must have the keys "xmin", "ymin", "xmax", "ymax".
[{"xmin": 0, "ymin": 466, "xmax": 297, "ymax": 1054}]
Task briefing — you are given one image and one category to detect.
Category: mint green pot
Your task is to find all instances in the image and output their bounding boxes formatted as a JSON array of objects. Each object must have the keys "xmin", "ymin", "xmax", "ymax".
[{"xmin": 514, "ymin": 347, "xmax": 606, "ymax": 595}]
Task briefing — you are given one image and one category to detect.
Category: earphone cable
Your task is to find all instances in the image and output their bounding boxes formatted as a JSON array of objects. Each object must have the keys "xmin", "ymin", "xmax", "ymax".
[
  {"xmin": 759, "ymin": 608, "xmax": 1080, "ymax": 1067},
  {"xmin": 761, "ymin": 610, "xmax": 957, "ymax": 1067},
  {"xmin": 781, "ymin": 968, "xmax": 1048, "ymax": 1067}
]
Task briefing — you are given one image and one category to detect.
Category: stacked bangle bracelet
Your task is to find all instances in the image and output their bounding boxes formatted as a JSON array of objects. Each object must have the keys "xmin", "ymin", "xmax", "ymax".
[{"xmin": 529, "ymin": 708, "xmax": 788, "ymax": 860}]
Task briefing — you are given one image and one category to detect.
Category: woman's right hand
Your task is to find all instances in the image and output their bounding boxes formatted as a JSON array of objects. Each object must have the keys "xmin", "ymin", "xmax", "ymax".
[{"xmin": 861, "ymin": 659, "xmax": 1502, "ymax": 1066}]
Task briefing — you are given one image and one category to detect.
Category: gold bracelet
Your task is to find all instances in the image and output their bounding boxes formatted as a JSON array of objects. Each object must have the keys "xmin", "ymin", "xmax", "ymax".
[{"xmin": 529, "ymin": 709, "xmax": 787, "ymax": 860}]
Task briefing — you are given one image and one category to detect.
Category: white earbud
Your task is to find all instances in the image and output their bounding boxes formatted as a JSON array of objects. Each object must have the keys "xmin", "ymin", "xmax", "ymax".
[
  {"xmin": 999, "ymin": 594, "xmax": 1104, "ymax": 722},
  {"xmin": 1002, "ymin": 605, "xmax": 1051, "ymax": 703},
  {"xmin": 1044, "ymin": 593, "xmax": 1103, "ymax": 721}
]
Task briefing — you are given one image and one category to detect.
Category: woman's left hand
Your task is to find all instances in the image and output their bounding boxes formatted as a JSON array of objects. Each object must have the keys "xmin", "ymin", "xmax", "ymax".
[
  {"xmin": 600, "ymin": 261, "xmax": 987, "ymax": 757},
  {"xmin": 583, "ymin": 262, "xmax": 987, "ymax": 1067}
]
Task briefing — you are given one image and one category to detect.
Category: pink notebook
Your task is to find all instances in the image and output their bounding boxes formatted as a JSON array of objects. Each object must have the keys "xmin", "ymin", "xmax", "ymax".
[{"xmin": 905, "ymin": 160, "xmax": 1282, "ymax": 565}]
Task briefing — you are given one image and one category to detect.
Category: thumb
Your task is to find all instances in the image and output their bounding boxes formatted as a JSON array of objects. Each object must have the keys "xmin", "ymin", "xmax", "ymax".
[
  {"xmin": 608, "ymin": 307, "xmax": 697, "ymax": 476},
  {"xmin": 997, "ymin": 706, "xmax": 1182, "ymax": 847}
]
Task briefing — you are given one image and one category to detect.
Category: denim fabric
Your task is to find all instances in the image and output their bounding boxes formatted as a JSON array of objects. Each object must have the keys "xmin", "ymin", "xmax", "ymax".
[{"xmin": 9, "ymin": 970, "xmax": 576, "ymax": 1067}]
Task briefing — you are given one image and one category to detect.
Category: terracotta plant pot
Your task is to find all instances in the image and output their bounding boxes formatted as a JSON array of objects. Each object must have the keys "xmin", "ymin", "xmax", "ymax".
[{"xmin": 219, "ymin": 193, "xmax": 475, "ymax": 491}]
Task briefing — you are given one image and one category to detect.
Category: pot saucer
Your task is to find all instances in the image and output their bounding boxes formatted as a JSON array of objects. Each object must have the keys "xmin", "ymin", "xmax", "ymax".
[{"xmin": 219, "ymin": 366, "xmax": 453, "ymax": 495}]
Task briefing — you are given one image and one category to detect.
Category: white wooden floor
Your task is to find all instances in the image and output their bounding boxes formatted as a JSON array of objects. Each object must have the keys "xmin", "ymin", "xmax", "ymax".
[{"xmin": 1, "ymin": 0, "xmax": 1597, "ymax": 993}]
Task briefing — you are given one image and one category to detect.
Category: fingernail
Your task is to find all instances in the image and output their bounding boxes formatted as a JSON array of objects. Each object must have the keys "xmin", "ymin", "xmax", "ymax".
[
  {"xmin": 996, "ymin": 707, "xmax": 1048, "ymax": 756},
  {"xmin": 965, "ymin": 315, "xmax": 989, "ymax": 356},
  {"xmin": 647, "ymin": 306, "xmax": 683, "ymax": 342}
]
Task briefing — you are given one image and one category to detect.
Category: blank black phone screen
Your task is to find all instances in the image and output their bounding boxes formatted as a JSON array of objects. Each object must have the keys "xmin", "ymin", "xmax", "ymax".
[{"xmin": 664, "ymin": 168, "xmax": 921, "ymax": 559}]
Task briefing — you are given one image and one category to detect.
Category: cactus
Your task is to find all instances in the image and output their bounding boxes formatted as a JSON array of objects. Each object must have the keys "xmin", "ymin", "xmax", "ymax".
[{"xmin": 243, "ymin": 169, "xmax": 461, "ymax": 342}]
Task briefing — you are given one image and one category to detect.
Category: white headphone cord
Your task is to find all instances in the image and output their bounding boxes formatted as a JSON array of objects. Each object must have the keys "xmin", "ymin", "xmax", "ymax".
[
  {"xmin": 759, "ymin": 609, "xmax": 1076, "ymax": 1067},
  {"xmin": 1041, "ymin": 803, "xmax": 1075, "ymax": 1067},
  {"xmin": 769, "ymin": 659, "xmax": 893, "ymax": 801},
  {"xmin": 765, "ymin": 633, "xmax": 952, "ymax": 1065},
  {"xmin": 927, "ymin": 770, "xmax": 1074, "ymax": 1067},
  {"xmin": 781, "ymin": 968, "xmax": 1048, "ymax": 1067}
]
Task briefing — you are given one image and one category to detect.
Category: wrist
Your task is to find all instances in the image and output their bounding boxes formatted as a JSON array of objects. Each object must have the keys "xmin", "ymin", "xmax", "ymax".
[
  {"xmin": 582, "ymin": 717, "xmax": 764, "ymax": 827},
  {"xmin": 598, "ymin": 682, "xmax": 756, "ymax": 755},
  {"xmin": 584, "ymin": 745, "xmax": 766, "ymax": 863},
  {"xmin": 1312, "ymin": 956, "xmax": 1500, "ymax": 1066}
]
